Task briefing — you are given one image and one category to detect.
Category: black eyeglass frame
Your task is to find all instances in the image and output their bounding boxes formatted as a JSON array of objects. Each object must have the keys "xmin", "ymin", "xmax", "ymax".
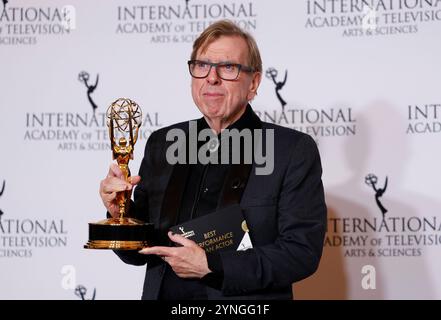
[{"xmin": 187, "ymin": 60, "xmax": 255, "ymax": 81}]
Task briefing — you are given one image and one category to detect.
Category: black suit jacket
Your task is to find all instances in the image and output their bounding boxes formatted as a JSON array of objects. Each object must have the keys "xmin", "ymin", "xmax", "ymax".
[{"xmin": 114, "ymin": 108, "xmax": 327, "ymax": 300}]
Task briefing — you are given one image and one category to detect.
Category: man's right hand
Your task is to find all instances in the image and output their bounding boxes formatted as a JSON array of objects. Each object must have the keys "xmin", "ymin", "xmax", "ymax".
[{"xmin": 99, "ymin": 163, "xmax": 141, "ymax": 218}]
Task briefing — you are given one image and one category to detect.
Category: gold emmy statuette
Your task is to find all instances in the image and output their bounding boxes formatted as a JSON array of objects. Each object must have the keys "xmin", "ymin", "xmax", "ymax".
[{"xmin": 85, "ymin": 98, "xmax": 153, "ymax": 250}]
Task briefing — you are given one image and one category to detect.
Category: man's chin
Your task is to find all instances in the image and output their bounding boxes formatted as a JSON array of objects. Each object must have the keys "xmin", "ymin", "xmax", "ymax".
[{"xmin": 201, "ymin": 105, "xmax": 224, "ymax": 119}]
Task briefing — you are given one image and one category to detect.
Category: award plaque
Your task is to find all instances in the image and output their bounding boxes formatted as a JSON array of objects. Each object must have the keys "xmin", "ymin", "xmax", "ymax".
[
  {"xmin": 169, "ymin": 204, "xmax": 253, "ymax": 253},
  {"xmin": 85, "ymin": 98, "xmax": 153, "ymax": 250}
]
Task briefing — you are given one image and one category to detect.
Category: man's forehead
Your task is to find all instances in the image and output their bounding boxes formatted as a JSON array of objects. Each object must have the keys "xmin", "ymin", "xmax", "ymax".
[{"xmin": 196, "ymin": 35, "xmax": 248, "ymax": 60}]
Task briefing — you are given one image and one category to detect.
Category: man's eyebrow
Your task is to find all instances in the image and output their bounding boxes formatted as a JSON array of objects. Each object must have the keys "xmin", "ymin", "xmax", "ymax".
[{"xmin": 196, "ymin": 59, "xmax": 238, "ymax": 64}]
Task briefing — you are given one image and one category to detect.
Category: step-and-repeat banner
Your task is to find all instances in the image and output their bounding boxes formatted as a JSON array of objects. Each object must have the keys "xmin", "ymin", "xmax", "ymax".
[{"xmin": 1, "ymin": 0, "xmax": 440, "ymax": 299}]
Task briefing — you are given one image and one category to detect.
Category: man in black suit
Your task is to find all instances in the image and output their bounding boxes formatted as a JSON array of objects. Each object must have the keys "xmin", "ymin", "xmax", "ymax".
[{"xmin": 99, "ymin": 20, "xmax": 326, "ymax": 300}]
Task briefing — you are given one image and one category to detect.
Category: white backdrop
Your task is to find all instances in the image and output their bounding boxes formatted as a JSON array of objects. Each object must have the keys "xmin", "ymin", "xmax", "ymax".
[{"xmin": 1, "ymin": 0, "xmax": 440, "ymax": 299}]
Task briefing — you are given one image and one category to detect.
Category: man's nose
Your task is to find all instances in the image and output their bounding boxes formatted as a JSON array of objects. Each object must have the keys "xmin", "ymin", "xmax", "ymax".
[{"xmin": 206, "ymin": 66, "xmax": 221, "ymax": 85}]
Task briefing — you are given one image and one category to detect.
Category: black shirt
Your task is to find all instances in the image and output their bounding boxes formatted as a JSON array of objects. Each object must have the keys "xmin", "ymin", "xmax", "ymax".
[{"xmin": 158, "ymin": 105, "xmax": 257, "ymax": 300}]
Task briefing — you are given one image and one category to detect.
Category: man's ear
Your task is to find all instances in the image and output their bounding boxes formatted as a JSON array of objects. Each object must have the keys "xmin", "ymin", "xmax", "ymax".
[{"xmin": 247, "ymin": 72, "xmax": 262, "ymax": 101}]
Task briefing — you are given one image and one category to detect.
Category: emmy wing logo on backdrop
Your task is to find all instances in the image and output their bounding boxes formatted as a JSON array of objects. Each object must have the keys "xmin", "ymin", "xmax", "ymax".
[
  {"xmin": 74, "ymin": 285, "xmax": 96, "ymax": 300},
  {"xmin": 23, "ymin": 71, "xmax": 163, "ymax": 152},
  {"xmin": 265, "ymin": 67, "xmax": 287, "ymax": 110},
  {"xmin": 256, "ymin": 65, "xmax": 356, "ymax": 140},
  {"xmin": 325, "ymin": 172, "xmax": 441, "ymax": 259},
  {"xmin": 78, "ymin": 71, "xmax": 99, "ymax": 113},
  {"xmin": 365, "ymin": 174, "xmax": 388, "ymax": 219},
  {"xmin": 0, "ymin": 180, "xmax": 5, "ymax": 220}
]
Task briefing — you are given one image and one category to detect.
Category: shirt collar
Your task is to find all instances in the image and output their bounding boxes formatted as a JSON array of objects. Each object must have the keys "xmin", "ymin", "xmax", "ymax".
[{"xmin": 196, "ymin": 104, "xmax": 259, "ymax": 134}]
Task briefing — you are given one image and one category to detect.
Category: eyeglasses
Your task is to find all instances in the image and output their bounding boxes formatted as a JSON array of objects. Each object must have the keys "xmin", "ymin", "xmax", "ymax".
[{"xmin": 187, "ymin": 60, "xmax": 255, "ymax": 81}]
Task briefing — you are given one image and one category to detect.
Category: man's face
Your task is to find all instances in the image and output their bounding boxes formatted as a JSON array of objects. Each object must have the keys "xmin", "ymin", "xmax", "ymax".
[{"xmin": 191, "ymin": 36, "xmax": 261, "ymax": 125}]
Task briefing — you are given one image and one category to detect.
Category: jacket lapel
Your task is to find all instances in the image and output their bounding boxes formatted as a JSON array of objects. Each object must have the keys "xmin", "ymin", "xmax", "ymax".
[{"xmin": 158, "ymin": 164, "xmax": 190, "ymax": 235}]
